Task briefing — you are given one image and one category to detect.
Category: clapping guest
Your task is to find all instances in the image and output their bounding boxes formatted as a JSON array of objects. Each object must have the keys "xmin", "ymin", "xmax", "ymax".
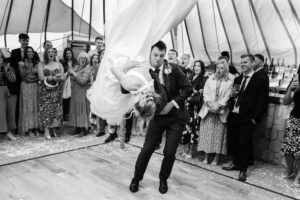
[
  {"xmin": 198, "ymin": 62, "xmax": 233, "ymax": 165},
  {"xmin": 18, "ymin": 46, "xmax": 40, "ymax": 136},
  {"xmin": 0, "ymin": 50, "xmax": 17, "ymax": 141},
  {"xmin": 89, "ymin": 54, "xmax": 101, "ymax": 135},
  {"xmin": 61, "ymin": 47, "xmax": 78, "ymax": 121},
  {"xmin": 38, "ymin": 47, "xmax": 64, "ymax": 139},
  {"xmin": 68, "ymin": 52, "xmax": 91, "ymax": 137}
]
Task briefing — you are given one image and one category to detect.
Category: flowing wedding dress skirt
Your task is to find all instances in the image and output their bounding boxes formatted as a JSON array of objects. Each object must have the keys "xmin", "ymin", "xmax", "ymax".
[{"xmin": 87, "ymin": 0, "xmax": 197, "ymax": 125}]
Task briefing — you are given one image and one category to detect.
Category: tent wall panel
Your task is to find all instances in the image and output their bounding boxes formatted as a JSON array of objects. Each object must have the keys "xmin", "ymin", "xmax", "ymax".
[
  {"xmin": 217, "ymin": 0, "xmax": 248, "ymax": 63},
  {"xmin": 197, "ymin": 0, "xmax": 229, "ymax": 62},
  {"xmin": 234, "ymin": 0, "xmax": 267, "ymax": 58},
  {"xmin": 6, "ymin": 0, "xmax": 31, "ymax": 34},
  {"xmin": 185, "ymin": 5, "xmax": 210, "ymax": 62},
  {"xmin": 276, "ymin": 0, "xmax": 300, "ymax": 66},
  {"xmin": 253, "ymin": 0, "xmax": 293, "ymax": 65}
]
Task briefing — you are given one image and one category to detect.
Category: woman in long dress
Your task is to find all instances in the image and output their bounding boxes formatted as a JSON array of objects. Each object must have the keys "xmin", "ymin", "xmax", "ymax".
[
  {"xmin": 38, "ymin": 47, "xmax": 64, "ymax": 139},
  {"xmin": 0, "ymin": 50, "xmax": 17, "ymax": 141},
  {"xmin": 68, "ymin": 52, "xmax": 92, "ymax": 137},
  {"xmin": 87, "ymin": 0, "xmax": 197, "ymax": 125},
  {"xmin": 198, "ymin": 62, "xmax": 233, "ymax": 165},
  {"xmin": 18, "ymin": 46, "xmax": 40, "ymax": 136}
]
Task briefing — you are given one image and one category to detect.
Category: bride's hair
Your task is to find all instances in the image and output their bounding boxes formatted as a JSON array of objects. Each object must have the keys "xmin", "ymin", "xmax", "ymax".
[{"xmin": 134, "ymin": 91, "xmax": 161, "ymax": 118}]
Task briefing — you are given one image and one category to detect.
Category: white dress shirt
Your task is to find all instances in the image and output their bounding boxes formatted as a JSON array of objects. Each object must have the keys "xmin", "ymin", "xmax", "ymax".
[
  {"xmin": 150, "ymin": 65, "xmax": 179, "ymax": 109},
  {"xmin": 232, "ymin": 70, "xmax": 254, "ymax": 113}
]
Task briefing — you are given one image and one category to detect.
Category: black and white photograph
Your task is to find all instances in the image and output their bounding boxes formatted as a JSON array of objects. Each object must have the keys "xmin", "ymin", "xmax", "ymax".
[{"xmin": 0, "ymin": 0, "xmax": 300, "ymax": 199}]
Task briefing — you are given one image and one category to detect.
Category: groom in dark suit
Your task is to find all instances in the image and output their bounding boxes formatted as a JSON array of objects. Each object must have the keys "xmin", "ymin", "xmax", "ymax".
[
  {"xmin": 223, "ymin": 54, "xmax": 268, "ymax": 182},
  {"xmin": 129, "ymin": 41, "xmax": 193, "ymax": 194}
]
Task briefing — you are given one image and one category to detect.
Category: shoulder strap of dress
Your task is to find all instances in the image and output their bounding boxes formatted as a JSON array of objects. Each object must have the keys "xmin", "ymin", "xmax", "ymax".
[{"xmin": 126, "ymin": 70, "xmax": 148, "ymax": 85}]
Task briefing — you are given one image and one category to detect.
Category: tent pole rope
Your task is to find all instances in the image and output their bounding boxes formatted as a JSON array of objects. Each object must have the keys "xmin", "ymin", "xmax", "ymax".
[
  {"xmin": 231, "ymin": 0, "xmax": 250, "ymax": 54},
  {"xmin": 248, "ymin": 0, "xmax": 271, "ymax": 61},
  {"xmin": 196, "ymin": 2, "xmax": 212, "ymax": 63},
  {"xmin": 212, "ymin": 0, "xmax": 220, "ymax": 55},
  {"xmin": 44, "ymin": 0, "xmax": 52, "ymax": 42},
  {"xmin": 0, "ymin": 0, "xmax": 10, "ymax": 35},
  {"xmin": 89, "ymin": 0, "xmax": 93, "ymax": 42},
  {"xmin": 184, "ymin": 19, "xmax": 194, "ymax": 58},
  {"xmin": 4, "ymin": 0, "xmax": 14, "ymax": 48},
  {"xmin": 79, "ymin": 0, "xmax": 86, "ymax": 36},
  {"xmin": 26, "ymin": 0, "xmax": 35, "ymax": 34},
  {"xmin": 271, "ymin": 0, "xmax": 297, "ymax": 66},
  {"xmin": 71, "ymin": 0, "xmax": 74, "ymax": 40},
  {"xmin": 215, "ymin": 0, "xmax": 233, "ymax": 63}
]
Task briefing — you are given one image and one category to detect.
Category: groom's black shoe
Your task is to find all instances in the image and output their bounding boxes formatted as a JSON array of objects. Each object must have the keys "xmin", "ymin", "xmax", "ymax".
[
  {"xmin": 125, "ymin": 132, "xmax": 131, "ymax": 143},
  {"xmin": 104, "ymin": 133, "xmax": 117, "ymax": 143},
  {"xmin": 129, "ymin": 178, "xmax": 139, "ymax": 193},
  {"xmin": 159, "ymin": 180, "xmax": 168, "ymax": 194}
]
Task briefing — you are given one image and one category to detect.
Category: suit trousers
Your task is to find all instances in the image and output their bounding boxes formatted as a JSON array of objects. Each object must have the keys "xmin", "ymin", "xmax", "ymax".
[
  {"xmin": 227, "ymin": 113, "xmax": 254, "ymax": 171},
  {"xmin": 134, "ymin": 115, "xmax": 184, "ymax": 181}
]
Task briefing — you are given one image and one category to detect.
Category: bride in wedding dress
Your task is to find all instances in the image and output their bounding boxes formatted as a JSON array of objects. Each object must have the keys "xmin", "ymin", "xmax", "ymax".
[{"xmin": 87, "ymin": 0, "xmax": 197, "ymax": 125}]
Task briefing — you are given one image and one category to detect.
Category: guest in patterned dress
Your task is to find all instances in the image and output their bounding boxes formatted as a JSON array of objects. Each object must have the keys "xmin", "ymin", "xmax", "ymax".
[
  {"xmin": 281, "ymin": 79, "xmax": 300, "ymax": 186},
  {"xmin": 61, "ymin": 47, "xmax": 78, "ymax": 121},
  {"xmin": 181, "ymin": 60, "xmax": 207, "ymax": 145},
  {"xmin": 68, "ymin": 52, "xmax": 91, "ymax": 137},
  {"xmin": 198, "ymin": 62, "xmax": 233, "ymax": 165},
  {"xmin": 0, "ymin": 50, "xmax": 17, "ymax": 141},
  {"xmin": 18, "ymin": 46, "xmax": 40, "ymax": 136},
  {"xmin": 37, "ymin": 47, "xmax": 64, "ymax": 139}
]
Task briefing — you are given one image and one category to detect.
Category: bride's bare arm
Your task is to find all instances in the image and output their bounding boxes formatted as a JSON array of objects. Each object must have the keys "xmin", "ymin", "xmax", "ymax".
[{"xmin": 111, "ymin": 65, "xmax": 143, "ymax": 92}]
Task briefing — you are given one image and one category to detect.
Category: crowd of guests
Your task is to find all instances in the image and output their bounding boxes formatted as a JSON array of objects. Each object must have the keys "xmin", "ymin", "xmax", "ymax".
[{"xmin": 1, "ymin": 33, "xmax": 300, "ymax": 186}]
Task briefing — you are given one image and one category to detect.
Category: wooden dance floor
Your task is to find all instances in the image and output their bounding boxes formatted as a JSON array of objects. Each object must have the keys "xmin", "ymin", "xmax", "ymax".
[{"xmin": 0, "ymin": 141, "xmax": 293, "ymax": 200}]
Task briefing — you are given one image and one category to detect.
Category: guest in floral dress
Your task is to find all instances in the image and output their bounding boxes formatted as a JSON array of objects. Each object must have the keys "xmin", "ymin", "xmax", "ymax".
[
  {"xmin": 37, "ymin": 47, "xmax": 64, "ymax": 139},
  {"xmin": 0, "ymin": 50, "xmax": 17, "ymax": 141},
  {"xmin": 181, "ymin": 60, "xmax": 206, "ymax": 145},
  {"xmin": 281, "ymin": 79, "xmax": 300, "ymax": 187},
  {"xmin": 198, "ymin": 62, "xmax": 233, "ymax": 165},
  {"xmin": 61, "ymin": 47, "xmax": 77, "ymax": 121},
  {"xmin": 68, "ymin": 52, "xmax": 91, "ymax": 137},
  {"xmin": 18, "ymin": 46, "xmax": 40, "ymax": 136}
]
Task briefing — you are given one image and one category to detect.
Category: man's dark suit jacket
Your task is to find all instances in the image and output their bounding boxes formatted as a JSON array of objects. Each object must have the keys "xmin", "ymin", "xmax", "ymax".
[
  {"xmin": 149, "ymin": 62, "xmax": 193, "ymax": 125},
  {"xmin": 254, "ymin": 68, "xmax": 269, "ymax": 113},
  {"xmin": 231, "ymin": 72, "xmax": 268, "ymax": 123},
  {"xmin": 8, "ymin": 48, "xmax": 40, "ymax": 95}
]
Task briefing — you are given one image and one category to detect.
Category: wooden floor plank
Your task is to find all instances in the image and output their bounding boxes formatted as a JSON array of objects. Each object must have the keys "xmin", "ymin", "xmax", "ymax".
[{"xmin": 0, "ymin": 143, "xmax": 293, "ymax": 200}]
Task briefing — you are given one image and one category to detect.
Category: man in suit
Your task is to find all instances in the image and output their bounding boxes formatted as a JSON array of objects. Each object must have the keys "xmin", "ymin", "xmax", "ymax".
[
  {"xmin": 221, "ymin": 51, "xmax": 239, "ymax": 76},
  {"xmin": 9, "ymin": 33, "xmax": 40, "ymax": 130},
  {"xmin": 254, "ymin": 54, "xmax": 269, "ymax": 113},
  {"xmin": 129, "ymin": 41, "xmax": 193, "ymax": 194},
  {"xmin": 223, "ymin": 54, "xmax": 268, "ymax": 182}
]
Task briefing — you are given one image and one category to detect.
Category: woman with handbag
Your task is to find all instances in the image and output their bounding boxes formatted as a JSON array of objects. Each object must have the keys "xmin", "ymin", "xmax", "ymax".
[
  {"xmin": 0, "ymin": 50, "xmax": 18, "ymax": 141},
  {"xmin": 37, "ymin": 47, "xmax": 64, "ymax": 139},
  {"xmin": 181, "ymin": 60, "xmax": 206, "ymax": 146}
]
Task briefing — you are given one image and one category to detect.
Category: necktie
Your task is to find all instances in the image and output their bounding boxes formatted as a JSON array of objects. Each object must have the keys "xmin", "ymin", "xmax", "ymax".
[{"xmin": 235, "ymin": 76, "xmax": 249, "ymax": 107}]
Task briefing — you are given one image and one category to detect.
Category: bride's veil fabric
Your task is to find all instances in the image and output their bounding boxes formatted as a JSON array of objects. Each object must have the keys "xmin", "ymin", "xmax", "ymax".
[{"xmin": 87, "ymin": 0, "xmax": 197, "ymax": 125}]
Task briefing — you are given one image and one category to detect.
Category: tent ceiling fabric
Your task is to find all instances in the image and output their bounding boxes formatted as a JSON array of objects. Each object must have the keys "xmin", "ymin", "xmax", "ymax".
[
  {"xmin": 184, "ymin": 0, "xmax": 300, "ymax": 65},
  {"xmin": 0, "ymin": 0, "xmax": 299, "ymax": 66},
  {"xmin": 0, "ymin": 0, "xmax": 99, "ymax": 36}
]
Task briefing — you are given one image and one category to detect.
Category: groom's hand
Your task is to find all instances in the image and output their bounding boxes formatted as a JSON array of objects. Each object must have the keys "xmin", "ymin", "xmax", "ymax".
[{"xmin": 159, "ymin": 102, "xmax": 174, "ymax": 115}]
